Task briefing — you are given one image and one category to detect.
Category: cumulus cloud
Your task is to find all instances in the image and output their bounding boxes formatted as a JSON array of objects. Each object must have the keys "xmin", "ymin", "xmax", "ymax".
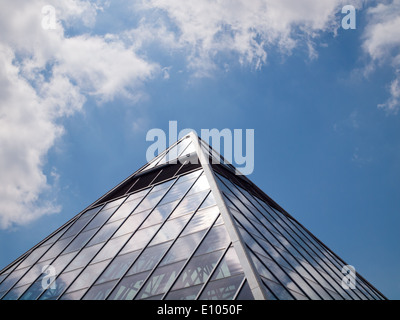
[
  {"xmin": 362, "ymin": 0, "xmax": 400, "ymax": 114},
  {"xmin": 0, "ymin": 0, "xmax": 158, "ymax": 228},
  {"xmin": 140, "ymin": 0, "xmax": 346, "ymax": 75}
]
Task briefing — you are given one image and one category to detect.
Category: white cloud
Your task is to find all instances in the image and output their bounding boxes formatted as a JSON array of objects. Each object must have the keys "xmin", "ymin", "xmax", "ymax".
[
  {"xmin": 362, "ymin": 0, "xmax": 400, "ymax": 114},
  {"xmin": 140, "ymin": 0, "xmax": 346, "ymax": 75},
  {"xmin": 0, "ymin": 1, "xmax": 158, "ymax": 229}
]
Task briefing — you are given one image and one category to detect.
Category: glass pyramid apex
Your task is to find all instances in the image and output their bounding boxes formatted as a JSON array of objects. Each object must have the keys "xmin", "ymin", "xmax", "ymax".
[{"xmin": 0, "ymin": 133, "xmax": 387, "ymax": 300}]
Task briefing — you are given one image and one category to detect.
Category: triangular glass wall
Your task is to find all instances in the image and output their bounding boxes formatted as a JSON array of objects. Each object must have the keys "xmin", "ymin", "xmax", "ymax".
[{"xmin": 0, "ymin": 133, "xmax": 386, "ymax": 300}]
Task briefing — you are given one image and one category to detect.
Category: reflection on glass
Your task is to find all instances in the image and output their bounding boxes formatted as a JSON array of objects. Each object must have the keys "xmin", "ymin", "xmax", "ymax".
[
  {"xmin": 114, "ymin": 209, "xmax": 151, "ymax": 238},
  {"xmin": 16, "ymin": 245, "xmax": 50, "ymax": 270},
  {"xmin": 141, "ymin": 200, "xmax": 180, "ymax": 228},
  {"xmin": 165, "ymin": 284, "xmax": 203, "ymax": 300},
  {"xmin": 19, "ymin": 280, "xmax": 45, "ymax": 300},
  {"xmin": 186, "ymin": 175, "xmax": 209, "ymax": 196},
  {"xmin": 171, "ymin": 250, "xmax": 225, "ymax": 291},
  {"xmin": 108, "ymin": 195, "xmax": 145, "ymax": 222},
  {"xmin": 39, "ymin": 237, "xmax": 72, "ymax": 261},
  {"xmin": 135, "ymin": 261, "xmax": 186, "ymax": 299},
  {"xmin": 83, "ymin": 207, "xmax": 116, "ymax": 232},
  {"xmin": 39, "ymin": 269, "xmax": 81, "ymax": 300},
  {"xmin": 235, "ymin": 281, "xmax": 254, "ymax": 300},
  {"xmin": 102, "ymin": 197, "xmax": 126, "ymax": 211},
  {"xmin": 91, "ymin": 234, "xmax": 131, "ymax": 264},
  {"xmin": 120, "ymin": 225, "xmax": 160, "ymax": 254},
  {"xmin": 60, "ymin": 215, "xmax": 91, "ymax": 240},
  {"xmin": 108, "ymin": 271, "xmax": 151, "ymax": 300},
  {"xmin": 198, "ymin": 192, "xmax": 216, "ymax": 209},
  {"xmin": 65, "ymin": 260, "xmax": 110, "ymax": 294},
  {"xmin": 127, "ymin": 241, "xmax": 172, "ymax": 276},
  {"xmin": 134, "ymin": 188, "xmax": 169, "ymax": 213},
  {"xmin": 158, "ymin": 176, "xmax": 198, "ymax": 206},
  {"xmin": 63, "ymin": 229, "xmax": 97, "ymax": 254},
  {"xmin": 159, "ymin": 230, "xmax": 208, "ymax": 267},
  {"xmin": 65, "ymin": 243, "xmax": 103, "ymax": 272},
  {"xmin": 96, "ymin": 251, "xmax": 140, "ymax": 284},
  {"xmin": 2, "ymin": 283, "xmax": 30, "ymax": 300},
  {"xmin": 169, "ymin": 190, "xmax": 209, "ymax": 219},
  {"xmin": 210, "ymin": 247, "xmax": 243, "ymax": 281},
  {"xmin": 87, "ymin": 220, "xmax": 122, "ymax": 246},
  {"xmin": 181, "ymin": 206, "xmax": 219, "ymax": 236},
  {"xmin": 194, "ymin": 225, "xmax": 230, "ymax": 256},
  {"xmin": 150, "ymin": 214, "xmax": 193, "ymax": 246},
  {"xmin": 199, "ymin": 273, "xmax": 244, "ymax": 300},
  {"xmin": 83, "ymin": 280, "xmax": 118, "ymax": 300}
]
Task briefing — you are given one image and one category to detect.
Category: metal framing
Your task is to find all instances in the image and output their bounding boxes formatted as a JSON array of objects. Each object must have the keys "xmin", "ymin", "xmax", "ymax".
[{"xmin": 189, "ymin": 132, "xmax": 268, "ymax": 300}]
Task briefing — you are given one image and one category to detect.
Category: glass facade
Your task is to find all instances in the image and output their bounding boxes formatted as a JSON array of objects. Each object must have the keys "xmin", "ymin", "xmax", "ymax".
[{"xmin": 0, "ymin": 135, "xmax": 386, "ymax": 300}]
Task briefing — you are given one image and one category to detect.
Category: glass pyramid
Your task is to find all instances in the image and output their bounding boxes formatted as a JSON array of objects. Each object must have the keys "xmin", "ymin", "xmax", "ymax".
[{"xmin": 0, "ymin": 133, "xmax": 386, "ymax": 300}]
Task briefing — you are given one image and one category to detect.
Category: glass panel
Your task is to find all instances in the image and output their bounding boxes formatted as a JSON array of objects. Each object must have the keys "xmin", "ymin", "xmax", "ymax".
[
  {"xmin": 40, "ymin": 225, "xmax": 68, "ymax": 247},
  {"xmin": 64, "ymin": 243, "xmax": 103, "ymax": 272},
  {"xmin": 159, "ymin": 230, "xmax": 208, "ymax": 267},
  {"xmin": 126, "ymin": 187, "xmax": 151, "ymax": 202},
  {"xmin": 210, "ymin": 247, "xmax": 243, "ymax": 280},
  {"xmin": 113, "ymin": 209, "xmax": 151, "ymax": 238},
  {"xmin": 261, "ymin": 281, "xmax": 278, "ymax": 300},
  {"xmin": 169, "ymin": 190, "xmax": 210, "ymax": 219},
  {"xmin": 59, "ymin": 288, "xmax": 87, "ymax": 300},
  {"xmin": 91, "ymin": 234, "xmax": 131, "ymax": 264},
  {"xmin": 82, "ymin": 206, "xmax": 116, "ymax": 231},
  {"xmin": 171, "ymin": 249, "xmax": 225, "ymax": 291},
  {"xmin": 133, "ymin": 188, "xmax": 169, "ymax": 213},
  {"xmin": 96, "ymin": 251, "xmax": 141, "ymax": 284},
  {"xmin": 261, "ymin": 277, "xmax": 295, "ymax": 300},
  {"xmin": 194, "ymin": 224, "xmax": 230, "ymax": 256},
  {"xmin": 181, "ymin": 206, "xmax": 219, "ymax": 236},
  {"xmin": 19, "ymin": 280, "xmax": 47, "ymax": 300},
  {"xmin": 61, "ymin": 215, "xmax": 91, "ymax": 240},
  {"xmin": 13, "ymin": 261, "xmax": 50, "ymax": 288},
  {"xmin": 135, "ymin": 261, "xmax": 186, "ymax": 299},
  {"xmin": 186, "ymin": 174, "xmax": 209, "ymax": 196},
  {"xmin": 165, "ymin": 284, "xmax": 203, "ymax": 300},
  {"xmin": 120, "ymin": 225, "xmax": 160, "ymax": 254},
  {"xmin": 65, "ymin": 260, "xmax": 110, "ymax": 293},
  {"xmin": 47, "ymin": 251, "xmax": 77, "ymax": 275},
  {"xmin": 63, "ymin": 229, "xmax": 97, "ymax": 254},
  {"xmin": 16, "ymin": 245, "xmax": 50, "ymax": 270},
  {"xmin": 236, "ymin": 281, "xmax": 254, "ymax": 300},
  {"xmin": 102, "ymin": 197, "xmax": 126, "ymax": 211},
  {"xmin": 198, "ymin": 192, "xmax": 216, "ymax": 209},
  {"xmin": 141, "ymin": 200, "xmax": 180, "ymax": 228},
  {"xmin": 39, "ymin": 269, "xmax": 81, "ymax": 300},
  {"xmin": 158, "ymin": 176, "xmax": 198, "ymax": 206},
  {"xmin": 175, "ymin": 170, "xmax": 202, "ymax": 184},
  {"xmin": 82, "ymin": 280, "xmax": 118, "ymax": 300},
  {"xmin": 127, "ymin": 241, "xmax": 172, "ymax": 276},
  {"xmin": 199, "ymin": 273, "xmax": 244, "ymax": 300},
  {"xmin": 108, "ymin": 196, "xmax": 144, "ymax": 222},
  {"xmin": 83, "ymin": 206, "xmax": 103, "ymax": 219},
  {"xmin": 157, "ymin": 138, "xmax": 192, "ymax": 165},
  {"xmin": 38, "ymin": 237, "xmax": 73, "ymax": 261},
  {"xmin": 149, "ymin": 214, "xmax": 193, "ymax": 246},
  {"xmin": 86, "ymin": 220, "xmax": 122, "ymax": 246},
  {"xmin": 2, "ymin": 283, "xmax": 30, "ymax": 300},
  {"xmin": 108, "ymin": 271, "xmax": 151, "ymax": 300}
]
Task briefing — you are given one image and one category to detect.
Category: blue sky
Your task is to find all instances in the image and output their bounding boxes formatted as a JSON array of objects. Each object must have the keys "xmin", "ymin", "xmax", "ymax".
[{"xmin": 0, "ymin": 0, "xmax": 399, "ymax": 299}]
